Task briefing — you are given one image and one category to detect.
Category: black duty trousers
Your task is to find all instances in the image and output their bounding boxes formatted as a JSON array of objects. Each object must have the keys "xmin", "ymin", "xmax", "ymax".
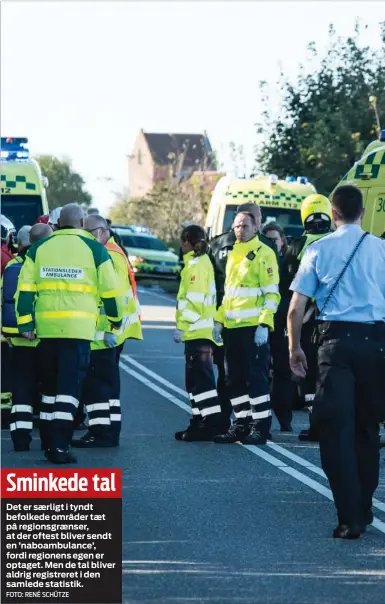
[
  {"xmin": 270, "ymin": 321, "xmax": 293, "ymax": 429},
  {"xmin": 9, "ymin": 346, "xmax": 40, "ymax": 448},
  {"xmin": 82, "ymin": 347, "xmax": 118, "ymax": 445},
  {"xmin": 299, "ymin": 321, "xmax": 319, "ymax": 427},
  {"xmin": 185, "ymin": 339, "xmax": 224, "ymax": 429},
  {"xmin": 212, "ymin": 329, "xmax": 232, "ymax": 430},
  {"xmin": 225, "ymin": 326, "xmax": 272, "ymax": 437},
  {"xmin": 313, "ymin": 321, "xmax": 385, "ymax": 526},
  {"xmin": 38, "ymin": 339, "xmax": 90, "ymax": 450}
]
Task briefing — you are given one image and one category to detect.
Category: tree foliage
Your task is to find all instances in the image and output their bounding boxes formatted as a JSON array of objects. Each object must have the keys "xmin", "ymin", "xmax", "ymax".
[
  {"xmin": 109, "ymin": 180, "xmax": 205, "ymax": 245},
  {"xmin": 109, "ymin": 144, "xmax": 223, "ymax": 243},
  {"xmin": 255, "ymin": 21, "xmax": 385, "ymax": 195},
  {"xmin": 35, "ymin": 155, "xmax": 92, "ymax": 209}
]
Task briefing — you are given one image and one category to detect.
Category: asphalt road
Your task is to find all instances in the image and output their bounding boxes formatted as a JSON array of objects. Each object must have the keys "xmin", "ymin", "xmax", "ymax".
[{"xmin": 2, "ymin": 284, "xmax": 385, "ymax": 604}]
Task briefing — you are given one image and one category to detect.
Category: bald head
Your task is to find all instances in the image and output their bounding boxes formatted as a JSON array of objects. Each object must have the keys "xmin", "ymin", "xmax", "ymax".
[
  {"xmin": 84, "ymin": 214, "xmax": 109, "ymax": 245},
  {"xmin": 59, "ymin": 203, "xmax": 84, "ymax": 229},
  {"xmin": 237, "ymin": 202, "xmax": 262, "ymax": 231},
  {"xmin": 30, "ymin": 223, "xmax": 53, "ymax": 244},
  {"xmin": 17, "ymin": 225, "xmax": 32, "ymax": 251},
  {"xmin": 84, "ymin": 214, "xmax": 108, "ymax": 231}
]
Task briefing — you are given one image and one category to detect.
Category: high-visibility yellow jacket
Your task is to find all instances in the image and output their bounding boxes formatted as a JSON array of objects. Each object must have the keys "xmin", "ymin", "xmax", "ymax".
[
  {"xmin": 1, "ymin": 255, "xmax": 39, "ymax": 348},
  {"xmin": 92, "ymin": 237, "xmax": 142, "ymax": 350},
  {"xmin": 16, "ymin": 229, "xmax": 123, "ymax": 341},
  {"xmin": 216, "ymin": 236, "xmax": 280, "ymax": 330},
  {"xmin": 176, "ymin": 251, "xmax": 219, "ymax": 344}
]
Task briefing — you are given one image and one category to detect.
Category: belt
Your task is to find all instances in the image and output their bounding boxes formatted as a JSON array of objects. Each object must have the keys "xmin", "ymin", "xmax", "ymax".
[{"xmin": 318, "ymin": 320, "xmax": 385, "ymax": 338}]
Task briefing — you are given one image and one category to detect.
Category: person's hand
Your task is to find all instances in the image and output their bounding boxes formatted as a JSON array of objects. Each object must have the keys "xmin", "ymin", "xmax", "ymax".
[
  {"xmin": 104, "ymin": 332, "xmax": 118, "ymax": 348},
  {"xmin": 173, "ymin": 329, "xmax": 183, "ymax": 343},
  {"xmin": 254, "ymin": 326, "xmax": 269, "ymax": 347},
  {"xmin": 21, "ymin": 331, "xmax": 36, "ymax": 341},
  {"xmin": 289, "ymin": 347, "xmax": 308, "ymax": 378},
  {"xmin": 212, "ymin": 321, "xmax": 223, "ymax": 344}
]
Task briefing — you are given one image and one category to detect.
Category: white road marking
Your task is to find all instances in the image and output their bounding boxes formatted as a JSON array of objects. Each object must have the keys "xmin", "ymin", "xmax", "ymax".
[
  {"xmin": 119, "ymin": 361, "xmax": 190, "ymax": 413},
  {"xmin": 120, "ymin": 357, "xmax": 385, "ymax": 534},
  {"xmin": 268, "ymin": 441, "xmax": 385, "ymax": 513},
  {"xmin": 121, "ymin": 355, "xmax": 188, "ymax": 398}
]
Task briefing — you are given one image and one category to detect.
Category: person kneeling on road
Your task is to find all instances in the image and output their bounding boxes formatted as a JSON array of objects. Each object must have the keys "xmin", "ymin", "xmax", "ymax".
[
  {"xmin": 213, "ymin": 211, "xmax": 280, "ymax": 445},
  {"xmin": 174, "ymin": 224, "xmax": 227, "ymax": 441}
]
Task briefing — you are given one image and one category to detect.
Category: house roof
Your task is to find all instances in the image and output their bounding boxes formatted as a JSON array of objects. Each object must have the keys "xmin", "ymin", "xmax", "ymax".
[{"xmin": 142, "ymin": 132, "xmax": 216, "ymax": 169}]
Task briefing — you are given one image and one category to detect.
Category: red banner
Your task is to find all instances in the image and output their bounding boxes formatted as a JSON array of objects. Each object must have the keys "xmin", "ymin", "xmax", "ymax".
[{"xmin": 1, "ymin": 468, "xmax": 122, "ymax": 498}]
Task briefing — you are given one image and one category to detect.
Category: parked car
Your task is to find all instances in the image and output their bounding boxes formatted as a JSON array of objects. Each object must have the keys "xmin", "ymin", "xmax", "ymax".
[{"xmin": 113, "ymin": 228, "xmax": 180, "ymax": 279}]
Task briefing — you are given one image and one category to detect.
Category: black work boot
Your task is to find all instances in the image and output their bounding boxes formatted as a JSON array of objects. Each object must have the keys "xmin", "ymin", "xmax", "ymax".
[
  {"xmin": 298, "ymin": 428, "xmax": 319, "ymax": 442},
  {"xmin": 280, "ymin": 424, "xmax": 293, "ymax": 433},
  {"xmin": 45, "ymin": 448, "xmax": 77, "ymax": 464},
  {"xmin": 213, "ymin": 423, "xmax": 250, "ymax": 444},
  {"xmin": 13, "ymin": 443, "xmax": 30, "ymax": 452},
  {"xmin": 332, "ymin": 524, "xmax": 361, "ymax": 539},
  {"xmin": 175, "ymin": 418, "xmax": 200, "ymax": 441},
  {"xmin": 243, "ymin": 428, "xmax": 268, "ymax": 445},
  {"xmin": 175, "ymin": 422, "xmax": 218, "ymax": 442},
  {"xmin": 72, "ymin": 435, "xmax": 117, "ymax": 448}
]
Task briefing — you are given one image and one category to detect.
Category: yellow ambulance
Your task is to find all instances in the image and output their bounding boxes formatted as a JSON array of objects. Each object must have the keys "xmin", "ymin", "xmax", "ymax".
[
  {"xmin": 205, "ymin": 174, "xmax": 316, "ymax": 239},
  {"xmin": 1, "ymin": 137, "xmax": 49, "ymax": 230},
  {"xmin": 330, "ymin": 130, "xmax": 385, "ymax": 237}
]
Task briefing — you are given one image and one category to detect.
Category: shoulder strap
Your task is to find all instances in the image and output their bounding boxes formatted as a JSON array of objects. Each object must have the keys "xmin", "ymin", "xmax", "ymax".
[{"xmin": 318, "ymin": 231, "xmax": 369, "ymax": 316}]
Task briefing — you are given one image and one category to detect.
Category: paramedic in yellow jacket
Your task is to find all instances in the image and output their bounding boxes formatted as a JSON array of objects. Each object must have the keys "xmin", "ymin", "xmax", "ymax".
[
  {"xmin": 174, "ymin": 224, "xmax": 227, "ymax": 441},
  {"xmin": 213, "ymin": 211, "xmax": 280, "ymax": 445},
  {"xmin": 16, "ymin": 204, "xmax": 123, "ymax": 464},
  {"xmin": 2, "ymin": 224, "xmax": 52, "ymax": 452},
  {"xmin": 72, "ymin": 214, "xmax": 142, "ymax": 448}
]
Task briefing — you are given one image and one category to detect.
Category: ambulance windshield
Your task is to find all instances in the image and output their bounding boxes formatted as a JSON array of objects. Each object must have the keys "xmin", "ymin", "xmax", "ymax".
[{"xmin": 1, "ymin": 195, "xmax": 44, "ymax": 231}]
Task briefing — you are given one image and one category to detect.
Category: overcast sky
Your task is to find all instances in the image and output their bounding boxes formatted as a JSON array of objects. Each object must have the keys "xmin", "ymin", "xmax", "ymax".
[{"xmin": 2, "ymin": 1, "xmax": 384, "ymax": 213}]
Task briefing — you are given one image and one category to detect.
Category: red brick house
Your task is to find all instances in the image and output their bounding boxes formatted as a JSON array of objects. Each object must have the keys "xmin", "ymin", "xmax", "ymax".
[{"xmin": 128, "ymin": 130, "xmax": 217, "ymax": 198}]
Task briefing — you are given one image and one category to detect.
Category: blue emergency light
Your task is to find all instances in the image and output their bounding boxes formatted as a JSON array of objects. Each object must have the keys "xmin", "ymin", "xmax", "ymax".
[
  {"xmin": 297, "ymin": 176, "xmax": 308, "ymax": 184},
  {"xmin": 285, "ymin": 176, "xmax": 296, "ymax": 183},
  {"xmin": 380, "ymin": 129, "xmax": 385, "ymax": 142},
  {"xmin": 1, "ymin": 137, "xmax": 30, "ymax": 160}
]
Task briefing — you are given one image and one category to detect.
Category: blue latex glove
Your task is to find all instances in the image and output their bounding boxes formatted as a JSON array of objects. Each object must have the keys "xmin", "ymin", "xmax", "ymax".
[
  {"xmin": 173, "ymin": 329, "xmax": 183, "ymax": 343},
  {"xmin": 104, "ymin": 332, "xmax": 118, "ymax": 348},
  {"xmin": 254, "ymin": 326, "xmax": 269, "ymax": 347}
]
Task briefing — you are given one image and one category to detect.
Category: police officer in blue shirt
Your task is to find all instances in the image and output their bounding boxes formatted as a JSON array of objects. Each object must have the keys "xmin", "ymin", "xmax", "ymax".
[{"xmin": 288, "ymin": 185, "xmax": 385, "ymax": 540}]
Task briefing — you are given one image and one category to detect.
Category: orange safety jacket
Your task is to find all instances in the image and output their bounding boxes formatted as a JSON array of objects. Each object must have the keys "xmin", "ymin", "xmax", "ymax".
[{"xmin": 105, "ymin": 241, "xmax": 141, "ymax": 320}]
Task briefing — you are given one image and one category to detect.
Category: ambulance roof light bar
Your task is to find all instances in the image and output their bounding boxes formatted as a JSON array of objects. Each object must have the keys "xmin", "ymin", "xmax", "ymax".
[{"xmin": 1, "ymin": 137, "xmax": 30, "ymax": 160}]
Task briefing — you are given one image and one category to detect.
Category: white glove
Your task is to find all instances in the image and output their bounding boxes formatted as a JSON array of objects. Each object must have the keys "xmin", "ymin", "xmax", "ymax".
[
  {"xmin": 254, "ymin": 326, "xmax": 269, "ymax": 347},
  {"xmin": 212, "ymin": 321, "xmax": 223, "ymax": 344},
  {"xmin": 104, "ymin": 332, "xmax": 118, "ymax": 348},
  {"xmin": 173, "ymin": 329, "xmax": 183, "ymax": 344}
]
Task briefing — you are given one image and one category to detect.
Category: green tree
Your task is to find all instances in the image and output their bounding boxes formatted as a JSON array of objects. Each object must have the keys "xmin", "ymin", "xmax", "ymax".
[
  {"xmin": 109, "ymin": 144, "xmax": 223, "ymax": 242},
  {"xmin": 109, "ymin": 180, "xmax": 204, "ymax": 244},
  {"xmin": 255, "ymin": 21, "xmax": 385, "ymax": 195},
  {"xmin": 35, "ymin": 155, "xmax": 92, "ymax": 209}
]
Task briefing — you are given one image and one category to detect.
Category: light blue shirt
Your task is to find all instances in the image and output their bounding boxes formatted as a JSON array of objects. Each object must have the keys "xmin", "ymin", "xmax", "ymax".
[{"xmin": 290, "ymin": 224, "xmax": 385, "ymax": 323}]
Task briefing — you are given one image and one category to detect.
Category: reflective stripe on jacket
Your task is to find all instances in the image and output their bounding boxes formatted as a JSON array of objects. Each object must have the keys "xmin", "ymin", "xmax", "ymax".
[
  {"xmin": 216, "ymin": 236, "xmax": 280, "ymax": 330},
  {"xmin": 92, "ymin": 238, "xmax": 143, "ymax": 349},
  {"xmin": 176, "ymin": 252, "xmax": 219, "ymax": 344},
  {"xmin": 16, "ymin": 229, "xmax": 123, "ymax": 341},
  {"xmin": 1, "ymin": 256, "xmax": 39, "ymax": 347}
]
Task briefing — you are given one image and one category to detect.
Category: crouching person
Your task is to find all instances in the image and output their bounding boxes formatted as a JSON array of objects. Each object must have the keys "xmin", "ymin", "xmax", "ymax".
[{"xmin": 174, "ymin": 224, "xmax": 226, "ymax": 441}]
